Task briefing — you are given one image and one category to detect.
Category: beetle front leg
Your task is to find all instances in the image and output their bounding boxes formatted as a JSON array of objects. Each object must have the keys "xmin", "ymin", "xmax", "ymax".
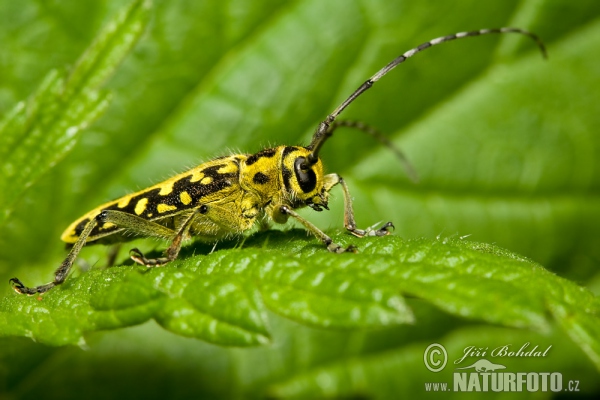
[
  {"xmin": 75, "ymin": 209, "xmax": 180, "ymax": 267},
  {"xmin": 324, "ymin": 173, "xmax": 395, "ymax": 238},
  {"xmin": 275, "ymin": 205, "xmax": 356, "ymax": 253}
]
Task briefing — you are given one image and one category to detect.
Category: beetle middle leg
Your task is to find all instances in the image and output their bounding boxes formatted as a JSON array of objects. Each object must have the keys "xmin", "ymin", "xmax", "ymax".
[
  {"xmin": 274, "ymin": 205, "xmax": 357, "ymax": 253},
  {"xmin": 128, "ymin": 209, "xmax": 199, "ymax": 267}
]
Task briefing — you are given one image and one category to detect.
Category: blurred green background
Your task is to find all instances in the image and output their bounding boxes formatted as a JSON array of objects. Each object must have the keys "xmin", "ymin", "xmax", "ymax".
[{"xmin": 0, "ymin": 0, "xmax": 599, "ymax": 398}]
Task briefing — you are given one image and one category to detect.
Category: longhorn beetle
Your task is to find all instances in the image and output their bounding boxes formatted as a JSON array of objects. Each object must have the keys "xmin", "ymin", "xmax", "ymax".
[{"xmin": 11, "ymin": 28, "xmax": 546, "ymax": 295}]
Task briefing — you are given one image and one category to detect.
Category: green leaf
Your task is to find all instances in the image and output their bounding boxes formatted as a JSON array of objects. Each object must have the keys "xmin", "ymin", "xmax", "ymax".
[
  {"xmin": 1, "ymin": 232, "xmax": 599, "ymax": 370},
  {"xmin": 258, "ymin": 266, "xmax": 413, "ymax": 329},
  {"xmin": 0, "ymin": 0, "xmax": 150, "ymax": 225},
  {"xmin": 154, "ymin": 272, "xmax": 271, "ymax": 346}
]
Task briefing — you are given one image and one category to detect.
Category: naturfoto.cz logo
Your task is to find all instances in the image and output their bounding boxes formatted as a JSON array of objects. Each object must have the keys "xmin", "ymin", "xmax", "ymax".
[{"xmin": 423, "ymin": 343, "xmax": 580, "ymax": 393}]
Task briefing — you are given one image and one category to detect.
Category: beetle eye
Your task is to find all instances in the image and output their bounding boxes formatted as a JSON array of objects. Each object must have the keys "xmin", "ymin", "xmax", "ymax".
[{"xmin": 294, "ymin": 157, "xmax": 316, "ymax": 193}]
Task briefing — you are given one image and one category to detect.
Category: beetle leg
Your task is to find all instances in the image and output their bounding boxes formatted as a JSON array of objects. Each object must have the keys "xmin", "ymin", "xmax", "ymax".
[
  {"xmin": 324, "ymin": 173, "xmax": 395, "ymax": 237},
  {"xmin": 129, "ymin": 209, "xmax": 198, "ymax": 267},
  {"xmin": 10, "ymin": 216, "xmax": 99, "ymax": 295},
  {"xmin": 275, "ymin": 204, "xmax": 356, "ymax": 254}
]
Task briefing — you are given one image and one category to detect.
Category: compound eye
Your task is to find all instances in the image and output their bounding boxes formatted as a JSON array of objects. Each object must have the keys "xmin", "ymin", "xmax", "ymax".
[{"xmin": 294, "ymin": 157, "xmax": 317, "ymax": 193}]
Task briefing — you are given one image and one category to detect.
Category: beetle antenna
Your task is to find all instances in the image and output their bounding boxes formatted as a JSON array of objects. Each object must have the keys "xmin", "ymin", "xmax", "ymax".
[
  {"xmin": 330, "ymin": 120, "xmax": 419, "ymax": 182},
  {"xmin": 305, "ymin": 27, "xmax": 547, "ymax": 167}
]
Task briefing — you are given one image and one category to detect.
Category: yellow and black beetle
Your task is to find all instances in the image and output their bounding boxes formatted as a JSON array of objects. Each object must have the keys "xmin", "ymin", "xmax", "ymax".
[{"xmin": 11, "ymin": 28, "xmax": 545, "ymax": 295}]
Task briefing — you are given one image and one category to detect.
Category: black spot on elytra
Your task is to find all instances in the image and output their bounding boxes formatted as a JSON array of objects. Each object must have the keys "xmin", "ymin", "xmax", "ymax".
[
  {"xmin": 252, "ymin": 172, "xmax": 269, "ymax": 184},
  {"xmin": 76, "ymin": 160, "xmax": 241, "ymax": 239},
  {"xmin": 74, "ymin": 218, "xmax": 91, "ymax": 236}
]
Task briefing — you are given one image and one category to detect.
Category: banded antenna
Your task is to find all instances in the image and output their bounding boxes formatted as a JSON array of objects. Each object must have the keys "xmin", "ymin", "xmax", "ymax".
[{"xmin": 304, "ymin": 27, "xmax": 547, "ymax": 172}]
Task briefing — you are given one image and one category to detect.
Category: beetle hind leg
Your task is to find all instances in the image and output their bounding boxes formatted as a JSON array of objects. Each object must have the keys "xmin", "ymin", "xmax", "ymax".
[
  {"xmin": 10, "ymin": 216, "xmax": 99, "ymax": 295},
  {"xmin": 9, "ymin": 278, "xmax": 56, "ymax": 296}
]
